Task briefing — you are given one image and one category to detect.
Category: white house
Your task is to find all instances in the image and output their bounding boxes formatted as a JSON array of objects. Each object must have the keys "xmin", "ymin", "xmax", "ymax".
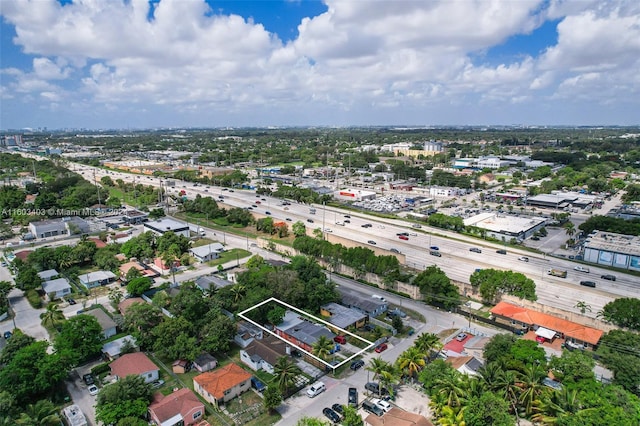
[
  {"xmin": 78, "ymin": 270, "xmax": 117, "ymax": 289},
  {"xmin": 37, "ymin": 269, "xmax": 59, "ymax": 281},
  {"xmin": 110, "ymin": 352, "xmax": 159, "ymax": 384},
  {"xmin": 240, "ymin": 335, "xmax": 288, "ymax": 374},
  {"xmin": 189, "ymin": 243, "xmax": 225, "ymax": 263},
  {"xmin": 41, "ymin": 277, "xmax": 71, "ymax": 300}
]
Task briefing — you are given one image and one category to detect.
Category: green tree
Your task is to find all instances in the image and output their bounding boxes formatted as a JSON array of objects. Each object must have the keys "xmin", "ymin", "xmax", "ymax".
[
  {"xmin": 39, "ymin": 303, "xmax": 65, "ymax": 331},
  {"xmin": 414, "ymin": 332, "xmax": 442, "ymax": 358},
  {"xmin": 198, "ymin": 313, "xmax": 235, "ymax": 354},
  {"xmin": 341, "ymin": 405, "xmax": 364, "ymax": 426},
  {"xmin": 263, "ymin": 386, "xmax": 282, "ymax": 413},
  {"xmin": 0, "ymin": 331, "xmax": 35, "ymax": 365},
  {"xmin": 15, "ymin": 399, "xmax": 61, "ymax": 426},
  {"xmin": 549, "ymin": 350, "xmax": 595, "ymax": 385},
  {"xmin": 14, "ymin": 267, "xmax": 42, "ymax": 291},
  {"xmin": 123, "ymin": 302, "xmax": 164, "ymax": 349},
  {"xmin": 599, "ymin": 298, "xmax": 640, "ymax": 330},
  {"xmin": 575, "ymin": 300, "xmax": 592, "ymax": 315},
  {"xmin": 126, "ymin": 277, "xmax": 152, "ymax": 297},
  {"xmin": 312, "ymin": 335, "xmax": 334, "ymax": 361},
  {"xmin": 413, "ymin": 266, "xmax": 460, "ymax": 309},
  {"xmin": 54, "ymin": 314, "xmax": 104, "ymax": 365},
  {"xmin": 295, "ymin": 418, "xmax": 330, "ymax": 426},
  {"xmin": 483, "ymin": 333, "xmax": 517, "ymax": 365},
  {"xmin": 152, "ymin": 316, "xmax": 199, "ymax": 361},
  {"xmin": 96, "ymin": 375, "xmax": 152, "ymax": 425},
  {"xmin": 292, "ymin": 221, "xmax": 307, "ymax": 237},
  {"xmin": 396, "ymin": 346, "xmax": 426, "ymax": 379},
  {"xmin": 465, "ymin": 392, "xmax": 513, "ymax": 426},
  {"xmin": 272, "ymin": 356, "xmax": 302, "ymax": 396}
]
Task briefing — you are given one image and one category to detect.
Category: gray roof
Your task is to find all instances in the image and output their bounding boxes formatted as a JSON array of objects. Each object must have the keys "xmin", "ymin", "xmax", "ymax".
[
  {"xmin": 102, "ymin": 335, "xmax": 137, "ymax": 358},
  {"xmin": 195, "ymin": 275, "xmax": 233, "ymax": 292},
  {"xmin": 31, "ymin": 219, "xmax": 66, "ymax": 233},
  {"xmin": 38, "ymin": 269, "xmax": 59, "ymax": 280},
  {"xmin": 282, "ymin": 314, "xmax": 335, "ymax": 347},
  {"xmin": 42, "ymin": 277, "xmax": 71, "ymax": 293},
  {"xmin": 339, "ymin": 292, "xmax": 387, "ymax": 314},
  {"xmin": 190, "ymin": 243, "xmax": 225, "ymax": 257},
  {"xmin": 83, "ymin": 308, "xmax": 117, "ymax": 332},
  {"xmin": 244, "ymin": 335, "xmax": 287, "ymax": 366},
  {"xmin": 321, "ymin": 302, "xmax": 367, "ymax": 329},
  {"xmin": 79, "ymin": 270, "xmax": 116, "ymax": 284},
  {"xmin": 194, "ymin": 352, "xmax": 217, "ymax": 367},
  {"xmin": 144, "ymin": 218, "xmax": 189, "ymax": 233}
]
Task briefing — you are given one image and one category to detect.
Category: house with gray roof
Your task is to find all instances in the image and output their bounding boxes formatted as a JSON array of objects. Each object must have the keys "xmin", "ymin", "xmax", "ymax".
[
  {"xmin": 83, "ymin": 308, "xmax": 118, "ymax": 339},
  {"xmin": 38, "ymin": 269, "xmax": 59, "ymax": 281},
  {"xmin": 339, "ymin": 291, "xmax": 388, "ymax": 317},
  {"xmin": 102, "ymin": 335, "xmax": 138, "ymax": 360},
  {"xmin": 189, "ymin": 243, "xmax": 225, "ymax": 262},
  {"xmin": 42, "ymin": 277, "xmax": 71, "ymax": 300},
  {"xmin": 234, "ymin": 321, "xmax": 264, "ymax": 348},
  {"xmin": 275, "ymin": 311, "xmax": 336, "ymax": 353},
  {"xmin": 320, "ymin": 302, "xmax": 367, "ymax": 331},
  {"xmin": 240, "ymin": 335, "xmax": 288, "ymax": 374},
  {"xmin": 79, "ymin": 270, "xmax": 117, "ymax": 289},
  {"xmin": 195, "ymin": 274, "xmax": 233, "ymax": 293}
]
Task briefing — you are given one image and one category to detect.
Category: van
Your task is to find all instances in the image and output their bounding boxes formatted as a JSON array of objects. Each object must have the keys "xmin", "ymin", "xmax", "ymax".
[
  {"xmin": 371, "ymin": 295, "xmax": 386, "ymax": 302},
  {"xmin": 580, "ymin": 281, "xmax": 596, "ymax": 288},
  {"xmin": 362, "ymin": 400, "xmax": 384, "ymax": 416},
  {"xmin": 306, "ymin": 382, "xmax": 326, "ymax": 398}
]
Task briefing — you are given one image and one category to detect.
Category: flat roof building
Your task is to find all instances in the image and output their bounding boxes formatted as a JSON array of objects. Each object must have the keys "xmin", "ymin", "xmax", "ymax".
[
  {"xmin": 583, "ymin": 230, "xmax": 640, "ymax": 272},
  {"xmin": 463, "ymin": 212, "xmax": 546, "ymax": 242},
  {"xmin": 144, "ymin": 218, "xmax": 190, "ymax": 238}
]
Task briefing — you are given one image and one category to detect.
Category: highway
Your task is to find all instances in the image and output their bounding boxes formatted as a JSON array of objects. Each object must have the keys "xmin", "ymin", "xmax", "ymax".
[{"xmin": 70, "ymin": 164, "xmax": 639, "ymax": 318}]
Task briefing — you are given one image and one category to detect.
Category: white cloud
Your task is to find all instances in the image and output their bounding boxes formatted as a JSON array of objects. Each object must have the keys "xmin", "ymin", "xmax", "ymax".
[{"xmin": 0, "ymin": 0, "xmax": 639, "ymax": 127}]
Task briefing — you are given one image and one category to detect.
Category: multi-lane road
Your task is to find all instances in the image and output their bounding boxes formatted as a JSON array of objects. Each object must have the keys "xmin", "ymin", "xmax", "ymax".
[{"xmin": 69, "ymin": 164, "xmax": 639, "ymax": 318}]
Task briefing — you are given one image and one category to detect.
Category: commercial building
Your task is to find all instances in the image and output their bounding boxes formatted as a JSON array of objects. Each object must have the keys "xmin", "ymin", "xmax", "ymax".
[
  {"xmin": 144, "ymin": 218, "xmax": 190, "ymax": 238},
  {"xmin": 463, "ymin": 213, "xmax": 546, "ymax": 242},
  {"xmin": 583, "ymin": 230, "xmax": 640, "ymax": 272},
  {"xmin": 334, "ymin": 188, "xmax": 377, "ymax": 201}
]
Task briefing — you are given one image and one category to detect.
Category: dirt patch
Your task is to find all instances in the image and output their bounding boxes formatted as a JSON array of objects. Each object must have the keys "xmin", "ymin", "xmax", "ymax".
[{"xmin": 394, "ymin": 384, "xmax": 432, "ymax": 419}]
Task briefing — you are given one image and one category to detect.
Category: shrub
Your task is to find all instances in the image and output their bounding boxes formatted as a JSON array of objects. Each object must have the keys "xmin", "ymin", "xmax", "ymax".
[
  {"xmin": 26, "ymin": 289, "xmax": 42, "ymax": 308},
  {"xmin": 91, "ymin": 362, "xmax": 111, "ymax": 376}
]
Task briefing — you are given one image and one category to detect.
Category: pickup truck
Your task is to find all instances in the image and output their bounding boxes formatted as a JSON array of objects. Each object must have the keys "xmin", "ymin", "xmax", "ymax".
[{"xmin": 548, "ymin": 269, "xmax": 568, "ymax": 278}]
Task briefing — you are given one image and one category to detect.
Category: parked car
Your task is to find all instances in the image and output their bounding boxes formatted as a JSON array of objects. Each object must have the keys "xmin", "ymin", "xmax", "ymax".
[
  {"xmin": 334, "ymin": 335, "xmax": 347, "ymax": 344},
  {"xmin": 306, "ymin": 382, "xmax": 326, "ymax": 398},
  {"xmin": 350, "ymin": 359, "xmax": 365, "ymax": 371},
  {"xmin": 469, "ymin": 247, "xmax": 482, "ymax": 253},
  {"xmin": 331, "ymin": 403, "xmax": 344, "ymax": 417},
  {"xmin": 372, "ymin": 398, "xmax": 392, "ymax": 413},
  {"xmin": 348, "ymin": 387, "xmax": 358, "ymax": 407},
  {"xmin": 3, "ymin": 331, "xmax": 12, "ymax": 340},
  {"xmin": 374, "ymin": 343, "xmax": 388, "ymax": 353},
  {"xmin": 88, "ymin": 385, "xmax": 99, "ymax": 396},
  {"xmin": 390, "ymin": 248, "xmax": 400, "ymax": 254},
  {"xmin": 323, "ymin": 407, "xmax": 341, "ymax": 423},
  {"xmin": 307, "ymin": 219, "xmax": 314, "ymax": 223},
  {"xmin": 362, "ymin": 400, "xmax": 384, "ymax": 416},
  {"xmin": 151, "ymin": 379, "xmax": 165, "ymax": 389},
  {"xmin": 83, "ymin": 374, "xmax": 94, "ymax": 386},
  {"xmin": 601, "ymin": 274, "xmax": 616, "ymax": 281},
  {"xmin": 67, "ymin": 298, "xmax": 77, "ymax": 305},
  {"xmin": 265, "ymin": 211, "xmax": 271, "ymax": 215},
  {"xmin": 574, "ymin": 265, "xmax": 590, "ymax": 273},
  {"xmin": 286, "ymin": 218, "xmax": 292, "ymax": 221},
  {"xmin": 365, "ymin": 382, "xmax": 388, "ymax": 395},
  {"xmin": 456, "ymin": 333, "xmax": 468, "ymax": 342},
  {"xmin": 251, "ymin": 377, "xmax": 266, "ymax": 392}
]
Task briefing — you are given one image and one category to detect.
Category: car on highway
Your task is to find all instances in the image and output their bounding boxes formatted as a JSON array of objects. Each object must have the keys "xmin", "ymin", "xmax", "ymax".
[
  {"xmin": 361, "ymin": 223, "xmax": 373, "ymax": 228},
  {"xmin": 344, "ymin": 219, "xmax": 351, "ymax": 223},
  {"xmin": 251, "ymin": 204, "xmax": 258, "ymax": 208},
  {"xmin": 374, "ymin": 343, "xmax": 388, "ymax": 353},
  {"xmin": 255, "ymin": 200, "xmax": 261, "ymax": 204},
  {"xmin": 397, "ymin": 232, "xmax": 409, "ymax": 236},
  {"xmin": 496, "ymin": 249, "xmax": 507, "ymax": 254},
  {"xmin": 348, "ymin": 387, "xmax": 358, "ymax": 407},
  {"xmin": 285, "ymin": 218, "xmax": 292, "ymax": 221},
  {"xmin": 456, "ymin": 333, "xmax": 468, "ymax": 341},
  {"xmin": 580, "ymin": 280, "xmax": 596, "ymax": 288},
  {"xmin": 265, "ymin": 211, "xmax": 271, "ymax": 215},
  {"xmin": 518, "ymin": 256, "xmax": 529, "ymax": 262},
  {"xmin": 324, "ymin": 228, "xmax": 332, "ymax": 233},
  {"xmin": 574, "ymin": 266, "xmax": 590, "ymax": 273},
  {"xmin": 601, "ymin": 274, "xmax": 616, "ymax": 281},
  {"xmin": 399, "ymin": 235, "xmax": 409, "ymax": 240},
  {"xmin": 307, "ymin": 219, "xmax": 314, "ymax": 223},
  {"xmin": 344, "ymin": 215, "xmax": 351, "ymax": 218},
  {"xmin": 469, "ymin": 247, "xmax": 482, "ymax": 253},
  {"xmin": 390, "ymin": 248, "xmax": 400, "ymax": 254},
  {"xmin": 368, "ymin": 240, "xmax": 377, "ymax": 245},
  {"xmin": 322, "ymin": 407, "xmax": 341, "ymax": 423},
  {"xmin": 430, "ymin": 246, "xmax": 439, "ymax": 250},
  {"xmin": 429, "ymin": 251, "xmax": 441, "ymax": 257},
  {"xmin": 350, "ymin": 359, "xmax": 365, "ymax": 370}
]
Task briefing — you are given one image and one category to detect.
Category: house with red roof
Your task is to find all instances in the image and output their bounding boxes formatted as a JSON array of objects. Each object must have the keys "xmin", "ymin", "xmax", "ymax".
[
  {"xmin": 490, "ymin": 301, "xmax": 604, "ymax": 349},
  {"xmin": 109, "ymin": 352, "xmax": 159, "ymax": 384},
  {"xmin": 193, "ymin": 363, "xmax": 251, "ymax": 408},
  {"xmin": 148, "ymin": 388, "xmax": 204, "ymax": 426}
]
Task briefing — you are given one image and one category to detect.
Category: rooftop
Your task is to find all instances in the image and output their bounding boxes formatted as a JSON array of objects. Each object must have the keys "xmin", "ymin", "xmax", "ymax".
[
  {"xmin": 110, "ymin": 352, "xmax": 158, "ymax": 378},
  {"xmin": 584, "ymin": 230, "xmax": 640, "ymax": 257},
  {"xmin": 321, "ymin": 302, "xmax": 367, "ymax": 329},
  {"xmin": 149, "ymin": 388, "xmax": 203, "ymax": 425},
  {"xmin": 83, "ymin": 308, "xmax": 117, "ymax": 332},
  {"xmin": 144, "ymin": 218, "xmax": 189, "ymax": 232},
  {"xmin": 193, "ymin": 363, "xmax": 252, "ymax": 399},
  {"xmin": 463, "ymin": 212, "xmax": 545, "ymax": 235}
]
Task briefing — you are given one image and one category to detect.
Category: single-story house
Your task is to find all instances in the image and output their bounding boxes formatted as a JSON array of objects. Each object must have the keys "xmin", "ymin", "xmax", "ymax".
[
  {"xmin": 240, "ymin": 335, "xmax": 288, "ymax": 374},
  {"xmin": 42, "ymin": 277, "xmax": 71, "ymax": 300},
  {"xmin": 275, "ymin": 310, "xmax": 336, "ymax": 353},
  {"xmin": 234, "ymin": 321, "xmax": 264, "ymax": 348},
  {"xmin": 37, "ymin": 269, "xmax": 59, "ymax": 281},
  {"xmin": 195, "ymin": 275, "xmax": 233, "ymax": 293},
  {"xmin": 110, "ymin": 352, "xmax": 159, "ymax": 384},
  {"xmin": 193, "ymin": 363, "xmax": 252, "ymax": 408},
  {"xmin": 365, "ymin": 407, "xmax": 433, "ymax": 426},
  {"xmin": 119, "ymin": 261, "xmax": 158, "ymax": 282},
  {"xmin": 189, "ymin": 243, "xmax": 225, "ymax": 263},
  {"xmin": 79, "ymin": 270, "xmax": 117, "ymax": 289},
  {"xmin": 83, "ymin": 308, "xmax": 118, "ymax": 339},
  {"xmin": 102, "ymin": 335, "xmax": 138, "ymax": 361},
  {"xmin": 320, "ymin": 302, "xmax": 367, "ymax": 331},
  {"xmin": 446, "ymin": 356, "xmax": 484, "ymax": 376},
  {"xmin": 148, "ymin": 388, "xmax": 204, "ymax": 426},
  {"xmin": 193, "ymin": 353, "xmax": 218, "ymax": 373},
  {"xmin": 339, "ymin": 291, "xmax": 388, "ymax": 317}
]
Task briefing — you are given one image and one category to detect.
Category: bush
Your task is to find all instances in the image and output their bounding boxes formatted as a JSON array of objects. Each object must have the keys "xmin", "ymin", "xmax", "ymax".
[
  {"xmin": 26, "ymin": 289, "xmax": 42, "ymax": 308},
  {"xmin": 91, "ymin": 362, "xmax": 111, "ymax": 376}
]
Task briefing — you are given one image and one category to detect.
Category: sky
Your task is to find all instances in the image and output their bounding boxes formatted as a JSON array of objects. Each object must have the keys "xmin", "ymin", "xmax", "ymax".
[{"xmin": 1, "ymin": 0, "xmax": 639, "ymax": 130}]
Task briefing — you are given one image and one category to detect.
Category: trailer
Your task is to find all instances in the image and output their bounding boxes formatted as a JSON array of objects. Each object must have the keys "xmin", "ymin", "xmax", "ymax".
[{"xmin": 547, "ymin": 269, "xmax": 568, "ymax": 278}]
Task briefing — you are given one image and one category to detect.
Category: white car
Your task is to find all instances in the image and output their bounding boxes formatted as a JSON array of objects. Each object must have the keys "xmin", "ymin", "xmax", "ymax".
[
  {"xmin": 372, "ymin": 398, "xmax": 392, "ymax": 413},
  {"xmin": 88, "ymin": 385, "xmax": 99, "ymax": 396},
  {"xmin": 324, "ymin": 228, "xmax": 333, "ymax": 233},
  {"xmin": 574, "ymin": 266, "xmax": 590, "ymax": 273},
  {"xmin": 518, "ymin": 256, "xmax": 529, "ymax": 262}
]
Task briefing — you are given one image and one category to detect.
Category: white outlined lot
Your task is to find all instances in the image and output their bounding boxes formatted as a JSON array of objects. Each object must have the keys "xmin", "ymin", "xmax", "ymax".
[{"xmin": 238, "ymin": 297, "xmax": 375, "ymax": 371}]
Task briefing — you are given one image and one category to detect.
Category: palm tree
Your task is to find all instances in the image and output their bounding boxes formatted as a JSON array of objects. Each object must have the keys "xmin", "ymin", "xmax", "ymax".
[
  {"xmin": 414, "ymin": 332, "xmax": 442, "ymax": 359},
  {"xmin": 478, "ymin": 362, "xmax": 505, "ymax": 392},
  {"xmin": 564, "ymin": 222, "xmax": 576, "ymax": 238},
  {"xmin": 437, "ymin": 405, "xmax": 466, "ymax": 426},
  {"xmin": 518, "ymin": 363, "xmax": 547, "ymax": 416},
  {"xmin": 396, "ymin": 347, "xmax": 426, "ymax": 379},
  {"xmin": 378, "ymin": 362, "xmax": 400, "ymax": 399},
  {"xmin": 272, "ymin": 356, "xmax": 302, "ymax": 397},
  {"xmin": 367, "ymin": 357, "xmax": 389, "ymax": 383},
  {"xmin": 39, "ymin": 303, "xmax": 65, "ymax": 331},
  {"xmin": 312, "ymin": 335, "xmax": 334, "ymax": 361},
  {"xmin": 15, "ymin": 400, "xmax": 61, "ymax": 426},
  {"xmin": 230, "ymin": 284, "xmax": 245, "ymax": 303},
  {"xmin": 435, "ymin": 373, "xmax": 465, "ymax": 408}
]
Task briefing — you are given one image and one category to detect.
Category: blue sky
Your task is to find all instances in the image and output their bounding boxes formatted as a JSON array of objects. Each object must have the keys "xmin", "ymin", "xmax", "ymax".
[{"xmin": 1, "ymin": 0, "xmax": 639, "ymax": 130}]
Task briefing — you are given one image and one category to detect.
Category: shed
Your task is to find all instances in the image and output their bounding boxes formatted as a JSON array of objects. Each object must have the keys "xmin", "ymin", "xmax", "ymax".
[{"xmin": 193, "ymin": 353, "xmax": 218, "ymax": 373}]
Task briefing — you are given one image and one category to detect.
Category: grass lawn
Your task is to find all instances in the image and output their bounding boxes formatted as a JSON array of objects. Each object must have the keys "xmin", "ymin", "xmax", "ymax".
[{"xmin": 206, "ymin": 248, "xmax": 252, "ymax": 267}]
